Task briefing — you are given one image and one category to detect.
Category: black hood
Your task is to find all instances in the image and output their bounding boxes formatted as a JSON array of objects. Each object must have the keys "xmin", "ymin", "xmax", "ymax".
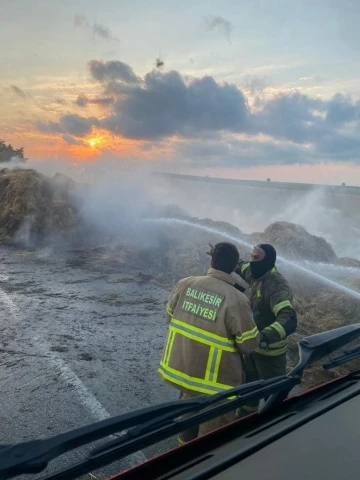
[{"xmin": 250, "ymin": 244, "xmax": 277, "ymax": 279}]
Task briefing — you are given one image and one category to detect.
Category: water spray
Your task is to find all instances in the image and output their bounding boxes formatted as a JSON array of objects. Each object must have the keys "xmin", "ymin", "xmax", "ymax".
[{"xmin": 145, "ymin": 218, "xmax": 360, "ymax": 301}]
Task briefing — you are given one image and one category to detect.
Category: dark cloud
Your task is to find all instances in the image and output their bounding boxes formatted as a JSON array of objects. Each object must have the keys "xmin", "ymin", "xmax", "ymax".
[
  {"xmin": 101, "ymin": 70, "xmax": 249, "ymax": 139},
  {"xmin": 60, "ymin": 114, "xmax": 98, "ymax": 136},
  {"xmin": 205, "ymin": 15, "xmax": 234, "ymax": 43},
  {"xmin": 38, "ymin": 114, "xmax": 98, "ymax": 137},
  {"xmin": 251, "ymin": 92, "xmax": 327, "ymax": 143},
  {"xmin": 325, "ymin": 93, "xmax": 360, "ymax": 124},
  {"xmin": 88, "ymin": 60, "xmax": 138, "ymax": 84},
  {"xmin": 73, "ymin": 14, "xmax": 119, "ymax": 43},
  {"xmin": 10, "ymin": 85, "xmax": 27, "ymax": 98},
  {"xmin": 62, "ymin": 134, "xmax": 84, "ymax": 145},
  {"xmin": 36, "ymin": 121, "xmax": 64, "ymax": 134},
  {"xmin": 37, "ymin": 59, "xmax": 360, "ymax": 165},
  {"xmin": 74, "ymin": 94, "xmax": 114, "ymax": 107},
  {"xmin": 92, "ymin": 23, "xmax": 113, "ymax": 41}
]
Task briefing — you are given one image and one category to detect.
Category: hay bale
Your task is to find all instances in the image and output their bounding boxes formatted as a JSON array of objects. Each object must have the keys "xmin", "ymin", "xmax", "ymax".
[
  {"xmin": 0, "ymin": 168, "xmax": 79, "ymax": 243},
  {"xmin": 339, "ymin": 257, "xmax": 360, "ymax": 268},
  {"xmin": 196, "ymin": 217, "xmax": 244, "ymax": 238},
  {"xmin": 49, "ymin": 200, "xmax": 78, "ymax": 234},
  {"xmin": 344, "ymin": 277, "xmax": 360, "ymax": 292},
  {"xmin": 259, "ymin": 221, "xmax": 338, "ymax": 262}
]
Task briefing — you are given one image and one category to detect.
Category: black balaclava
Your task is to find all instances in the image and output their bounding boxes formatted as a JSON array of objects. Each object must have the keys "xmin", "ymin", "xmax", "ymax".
[{"xmin": 250, "ymin": 244, "xmax": 277, "ymax": 279}]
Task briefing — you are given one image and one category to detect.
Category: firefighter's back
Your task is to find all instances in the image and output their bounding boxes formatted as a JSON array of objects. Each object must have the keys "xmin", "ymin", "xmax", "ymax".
[{"xmin": 159, "ymin": 268, "xmax": 258, "ymax": 395}]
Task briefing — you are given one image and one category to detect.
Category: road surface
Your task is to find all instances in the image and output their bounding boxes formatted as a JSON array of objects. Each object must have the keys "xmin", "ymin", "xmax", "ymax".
[{"xmin": 0, "ymin": 244, "xmax": 177, "ymax": 478}]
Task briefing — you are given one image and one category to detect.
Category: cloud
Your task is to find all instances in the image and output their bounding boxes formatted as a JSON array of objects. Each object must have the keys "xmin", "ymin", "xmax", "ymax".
[
  {"xmin": 36, "ymin": 120, "xmax": 64, "ymax": 134},
  {"xmin": 88, "ymin": 60, "xmax": 138, "ymax": 84},
  {"xmin": 10, "ymin": 85, "xmax": 27, "ymax": 98},
  {"xmin": 37, "ymin": 114, "xmax": 99, "ymax": 137},
  {"xmin": 251, "ymin": 92, "xmax": 327, "ymax": 143},
  {"xmin": 325, "ymin": 93, "xmax": 360, "ymax": 124},
  {"xmin": 37, "ymin": 59, "xmax": 360, "ymax": 165},
  {"xmin": 102, "ymin": 70, "xmax": 249, "ymax": 139},
  {"xmin": 62, "ymin": 134, "xmax": 84, "ymax": 145},
  {"xmin": 60, "ymin": 114, "xmax": 99, "ymax": 136},
  {"xmin": 242, "ymin": 75, "xmax": 268, "ymax": 95},
  {"xmin": 92, "ymin": 23, "xmax": 113, "ymax": 41},
  {"xmin": 55, "ymin": 97, "xmax": 67, "ymax": 105},
  {"xmin": 205, "ymin": 15, "xmax": 234, "ymax": 43},
  {"xmin": 175, "ymin": 135, "xmax": 313, "ymax": 168},
  {"xmin": 73, "ymin": 14, "xmax": 119, "ymax": 43},
  {"xmin": 74, "ymin": 94, "xmax": 114, "ymax": 107}
]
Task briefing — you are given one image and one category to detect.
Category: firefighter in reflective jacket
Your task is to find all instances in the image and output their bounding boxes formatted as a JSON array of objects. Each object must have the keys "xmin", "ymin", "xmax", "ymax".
[
  {"xmin": 158, "ymin": 242, "xmax": 260, "ymax": 446},
  {"xmin": 235, "ymin": 243, "xmax": 297, "ymax": 413}
]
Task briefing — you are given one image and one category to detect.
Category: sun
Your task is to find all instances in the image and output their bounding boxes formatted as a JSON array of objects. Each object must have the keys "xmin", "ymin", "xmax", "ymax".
[{"xmin": 89, "ymin": 140, "xmax": 96, "ymax": 147}]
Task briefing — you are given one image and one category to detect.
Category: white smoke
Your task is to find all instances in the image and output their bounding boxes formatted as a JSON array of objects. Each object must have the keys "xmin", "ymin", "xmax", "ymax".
[{"xmin": 4, "ymin": 157, "xmax": 360, "ymax": 259}]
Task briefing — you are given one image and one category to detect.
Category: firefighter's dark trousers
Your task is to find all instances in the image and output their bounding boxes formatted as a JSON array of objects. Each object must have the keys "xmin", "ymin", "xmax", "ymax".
[
  {"xmin": 240, "ymin": 351, "xmax": 287, "ymax": 414},
  {"xmin": 177, "ymin": 390, "xmax": 237, "ymax": 446}
]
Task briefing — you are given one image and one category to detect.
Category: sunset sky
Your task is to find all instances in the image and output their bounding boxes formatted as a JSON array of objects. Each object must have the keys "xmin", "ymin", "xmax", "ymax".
[{"xmin": 1, "ymin": 0, "xmax": 360, "ymax": 184}]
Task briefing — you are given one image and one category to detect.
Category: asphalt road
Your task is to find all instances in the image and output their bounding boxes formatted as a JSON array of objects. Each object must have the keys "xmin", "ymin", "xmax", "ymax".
[{"xmin": 0, "ymin": 245, "xmax": 177, "ymax": 479}]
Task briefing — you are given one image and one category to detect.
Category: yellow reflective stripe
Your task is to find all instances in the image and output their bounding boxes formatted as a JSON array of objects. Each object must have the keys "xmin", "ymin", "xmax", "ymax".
[
  {"xmin": 271, "ymin": 267, "xmax": 277, "ymax": 273},
  {"xmin": 164, "ymin": 331, "xmax": 176, "ymax": 365},
  {"xmin": 159, "ymin": 362, "xmax": 236, "ymax": 397},
  {"xmin": 205, "ymin": 347, "xmax": 221, "ymax": 382},
  {"xmin": 264, "ymin": 321, "xmax": 287, "ymax": 340},
  {"xmin": 273, "ymin": 321, "xmax": 287, "ymax": 339},
  {"xmin": 267, "ymin": 339, "xmax": 288, "ymax": 349},
  {"xmin": 205, "ymin": 347, "xmax": 215, "ymax": 381},
  {"xmin": 241, "ymin": 262, "xmax": 250, "ymax": 274},
  {"xmin": 164, "ymin": 330, "xmax": 173, "ymax": 362},
  {"xmin": 236, "ymin": 326, "xmax": 259, "ymax": 345},
  {"xmin": 170, "ymin": 319, "xmax": 236, "ymax": 352},
  {"xmin": 213, "ymin": 349, "xmax": 222, "ymax": 383},
  {"xmin": 256, "ymin": 344, "xmax": 288, "ymax": 356},
  {"xmin": 272, "ymin": 300, "xmax": 293, "ymax": 317},
  {"xmin": 166, "ymin": 303, "xmax": 173, "ymax": 317},
  {"xmin": 170, "ymin": 326, "xmax": 236, "ymax": 353},
  {"xmin": 178, "ymin": 436, "xmax": 187, "ymax": 446},
  {"xmin": 256, "ymin": 289, "xmax": 262, "ymax": 298}
]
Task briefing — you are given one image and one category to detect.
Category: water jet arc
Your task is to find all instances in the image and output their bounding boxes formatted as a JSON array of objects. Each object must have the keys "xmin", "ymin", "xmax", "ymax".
[{"xmin": 145, "ymin": 218, "xmax": 360, "ymax": 302}]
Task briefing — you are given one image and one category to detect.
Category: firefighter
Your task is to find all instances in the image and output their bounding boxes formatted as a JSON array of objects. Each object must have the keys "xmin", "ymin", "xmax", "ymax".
[
  {"xmin": 235, "ymin": 243, "xmax": 297, "ymax": 413},
  {"xmin": 158, "ymin": 242, "xmax": 260, "ymax": 446}
]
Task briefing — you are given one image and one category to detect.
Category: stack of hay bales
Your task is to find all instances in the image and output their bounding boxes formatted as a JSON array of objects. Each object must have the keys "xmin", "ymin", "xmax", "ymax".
[
  {"xmin": 0, "ymin": 168, "xmax": 81, "ymax": 243},
  {"xmin": 258, "ymin": 221, "xmax": 338, "ymax": 263}
]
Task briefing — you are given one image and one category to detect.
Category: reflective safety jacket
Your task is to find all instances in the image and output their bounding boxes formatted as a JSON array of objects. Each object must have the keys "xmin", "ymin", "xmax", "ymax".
[
  {"xmin": 235, "ymin": 262, "xmax": 297, "ymax": 356},
  {"xmin": 159, "ymin": 268, "xmax": 260, "ymax": 396}
]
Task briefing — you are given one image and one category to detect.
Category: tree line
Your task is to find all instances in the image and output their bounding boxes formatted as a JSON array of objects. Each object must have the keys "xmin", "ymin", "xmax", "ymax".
[{"xmin": 0, "ymin": 139, "xmax": 27, "ymax": 163}]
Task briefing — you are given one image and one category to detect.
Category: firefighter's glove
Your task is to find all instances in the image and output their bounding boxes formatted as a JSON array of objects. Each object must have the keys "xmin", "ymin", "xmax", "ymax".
[
  {"xmin": 206, "ymin": 244, "xmax": 215, "ymax": 257},
  {"xmin": 259, "ymin": 331, "xmax": 269, "ymax": 350}
]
